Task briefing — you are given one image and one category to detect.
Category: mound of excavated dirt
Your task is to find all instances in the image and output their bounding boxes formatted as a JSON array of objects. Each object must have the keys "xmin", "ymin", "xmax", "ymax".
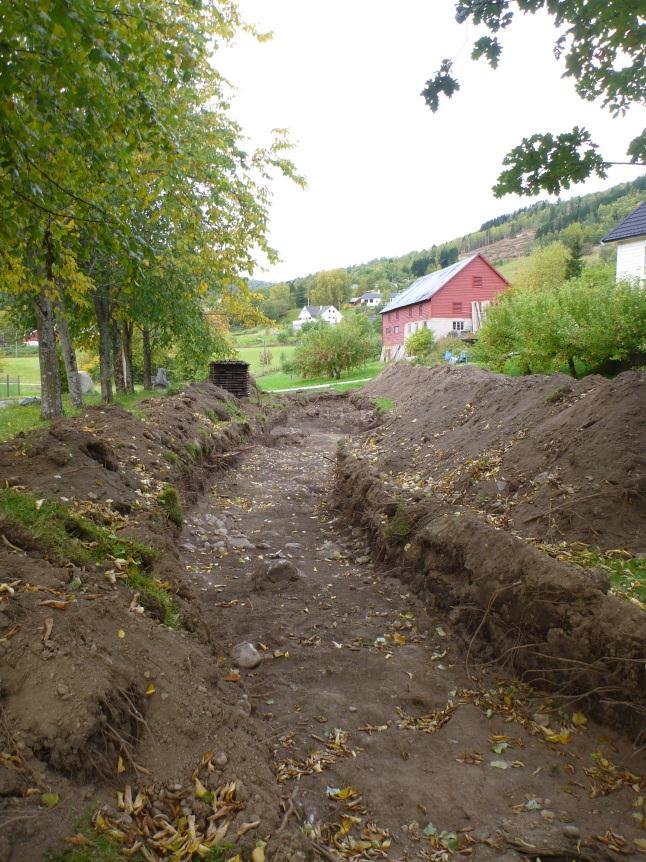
[
  {"xmin": 0, "ymin": 383, "xmax": 317, "ymax": 862},
  {"xmin": 331, "ymin": 365, "xmax": 646, "ymax": 736},
  {"xmin": 354, "ymin": 363, "xmax": 645, "ymax": 552}
]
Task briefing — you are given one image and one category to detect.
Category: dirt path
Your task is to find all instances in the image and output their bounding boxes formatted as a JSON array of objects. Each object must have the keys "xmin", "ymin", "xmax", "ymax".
[{"xmin": 178, "ymin": 405, "xmax": 645, "ymax": 862}]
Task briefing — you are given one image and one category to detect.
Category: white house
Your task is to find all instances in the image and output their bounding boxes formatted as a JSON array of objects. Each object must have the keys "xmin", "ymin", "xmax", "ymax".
[
  {"xmin": 292, "ymin": 305, "xmax": 343, "ymax": 331},
  {"xmin": 602, "ymin": 200, "xmax": 646, "ymax": 281},
  {"xmin": 348, "ymin": 290, "xmax": 382, "ymax": 308}
]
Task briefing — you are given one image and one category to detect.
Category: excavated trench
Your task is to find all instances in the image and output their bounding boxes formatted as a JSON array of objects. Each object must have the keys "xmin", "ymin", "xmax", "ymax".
[
  {"xmin": 176, "ymin": 394, "xmax": 645, "ymax": 862},
  {"xmin": 1, "ymin": 384, "xmax": 644, "ymax": 862}
]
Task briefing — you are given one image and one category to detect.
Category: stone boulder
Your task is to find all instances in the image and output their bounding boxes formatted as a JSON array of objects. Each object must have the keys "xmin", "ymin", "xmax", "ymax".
[
  {"xmin": 252, "ymin": 558, "xmax": 302, "ymax": 592},
  {"xmin": 77, "ymin": 371, "xmax": 94, "ymax": 394}
]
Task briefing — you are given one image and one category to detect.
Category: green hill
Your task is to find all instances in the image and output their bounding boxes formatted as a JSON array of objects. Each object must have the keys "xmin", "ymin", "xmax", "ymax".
[{"xmin": 282, "ymin": 176, "xmax": 645, "ymax": 306}]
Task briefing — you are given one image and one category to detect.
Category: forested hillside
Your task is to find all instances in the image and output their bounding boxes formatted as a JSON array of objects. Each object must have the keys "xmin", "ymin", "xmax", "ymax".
[{"xmin": 258, "ymin": 176, "xmax": 645, "ymax": 313}]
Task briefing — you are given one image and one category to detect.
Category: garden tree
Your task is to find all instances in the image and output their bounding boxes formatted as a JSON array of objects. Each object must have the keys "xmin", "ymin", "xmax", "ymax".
[
  {"xmin": 513, "ymin": 242, "xmax": 571, "ymax": 293},
  {"xmin": 0, "ymin": 0, "xmax": 299, "ymax": 415},
  {"xmin": 294, "ymin": 315, "xmax": 380, "ymax": 380},
  {"xmin": 406, "ymin": 327, "xmax": 435, "ymax": 359},
  {"xmin": 423, "ymin": 1, "xmax": 645, "ymax": 196},
  {"xmin": 261, "ymin": 283, "xmax": 293, "ymax": 321},
  {"xmin": 311, "ymin": 269, "xmax": 352, "ymax": 308}
]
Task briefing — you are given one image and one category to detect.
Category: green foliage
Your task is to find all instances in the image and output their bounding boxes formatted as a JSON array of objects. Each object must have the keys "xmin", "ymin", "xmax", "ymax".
[
  {"xmin": 157, "ymin": 485, "xmax": 183, "ymax": 529},
  {"xmin": 494, "ymin": 129, "xmax": 607, "ymax": 197},
  {"xmin": 406, "ymin": 327, "xmax": 435, "ymax": 359},
  {"xmin": 294, "ymin": 316, "xmax": 380, "ymax": 380},
  {"xmin": 424, "ymin": 2, "xmax": 645, "ymax": 195},
  {"xmin": 513, "ymin": 243, "xmax": 571, "ymax": 293},
  {"xmin": 310, "ymin": 269, "xmax": 352, "ymax": 308},
  {"xmin": 261, "ymin": 283, "xmax": 293, "ymax": 321},
  {"xmin": 162, "ymin": 449, "xmax": 181, "ymax": 465},
  {"xmin": 474, "ymin": 266, "xmax": 646, "ymax": 376}
]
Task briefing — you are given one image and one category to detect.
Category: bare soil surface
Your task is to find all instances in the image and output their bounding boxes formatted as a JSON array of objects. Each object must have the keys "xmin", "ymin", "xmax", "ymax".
[
  {"xmin": 357, "ymin": 364, "xmax": 645, "ymax": 554},
  {"xmin": 180, "ymin": 399, "xmax": 645, "ymax": 862},
  {"xmin": 1, "ymin": 380, "xmax": 644, "ymax": 862}
]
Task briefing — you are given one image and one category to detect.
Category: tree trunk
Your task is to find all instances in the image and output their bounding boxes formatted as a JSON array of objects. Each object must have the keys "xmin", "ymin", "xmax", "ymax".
[
  {"xmin": 123, "ymin": 322, "xmax": 134, "ymax": 393},
  {"xmin": 55, "ymin": 298, "xmax": 83, "ymax": 409},
  {"xmin": 112, "ymin": 322, "xmax": 126, "ymax": 394},
  {"xmin": 93, "ymin": 285, "xmax": 113, "ymax": 403},
  {"xmin": 36, "ymin": 230, "xmax": 64, "ymax": 419},
  {"xmin": 567, "ymin": 356, "xmax": 578, "ymax": 379},
  {"xmin": 142, "ymin": 328, "xmax": 153, "ymax": 390},
  {"xmin": 34, "ymin": 292, "xmax": 64, "ymax": 419}
]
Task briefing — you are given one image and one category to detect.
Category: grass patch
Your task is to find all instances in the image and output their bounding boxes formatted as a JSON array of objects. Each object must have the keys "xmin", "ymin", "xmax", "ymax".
[
  {"xmin": 184, "ymin": 441, "xmax": 201, "ymax": 462},
  {"xmin": 127, "ymin": 569, "xmax": 181, "ymax": 629},
  {"xmin": 157, "ymin": 485, "xmax": 183, "ymax": 528},
  {"xmin": 374, "ymin": 396, "xmax": 395, "ymax": 415},
  {"xmin": 383, "ymin": 505, "xmax": 413, "ymax": 545},
  {"xmin": 545, "ymin": 385, "xmax": 573, "ymax": 404},
  {"xmin": 0, "ymin": 488, "xmax": 155, "ymax": 568},
  {"xmin": 0, "ymin": 487, "xmax": 182, "ymax": 627},
  {"xmin": 162, "ymin": 448, "xmax": 180, "ymax": 465},
  {"xmin": 224, "ymin": 401, "xmax": 247, "ymax": 422},
  {"xmin": 48, "ymin": 810, "xmax": 142, "ymax": 862}
]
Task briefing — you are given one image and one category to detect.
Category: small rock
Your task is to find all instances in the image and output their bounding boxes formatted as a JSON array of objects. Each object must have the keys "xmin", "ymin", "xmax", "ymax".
[
  {"xmin": 19, "ymin": 396, "xmax": 40, "ymax": 406},
  {"xmin": 231, "ymin": 642, "xmax": 261, "ymax": 669},
  {"xmin": 562, "ymin": 824, "xmax": 580, "ymax": 840},
  {"xmin": 214, "ymin": 751, "xmax": 228, "ymax": 768},
  {"xmin": 355, "ymin": 555, "xmax": 370, "ymax": 565},
  {"xmin": 319, "ymin": 540, "xmax": 343, "ymax": 559},
  {"xmin": 228, "ymin": 536, "xmax": 254, "ymax": 550},
  {"xmin": 533, "ymin": 713, "xmax": 550, "ymax": 725},
  {"xmin": 284, "ymin": 542, "xmax": 302, "ymax": 550}
]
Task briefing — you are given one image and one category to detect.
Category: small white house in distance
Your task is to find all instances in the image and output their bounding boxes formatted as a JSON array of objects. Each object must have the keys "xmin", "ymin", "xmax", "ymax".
[
  {"xmin": 348, "ymin": 290, "xmax": 382, "ymax": 308},
  {"xmin": 292, "ymin": 305, "xmax": 343, "ymax": 331},
  {"xmin": 602, "ymin": 200, "xmax": 646, "ymax": 281}
]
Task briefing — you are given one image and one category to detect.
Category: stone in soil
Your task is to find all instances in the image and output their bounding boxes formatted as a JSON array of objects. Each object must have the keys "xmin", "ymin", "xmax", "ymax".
[
  {"xmin": 231, "ymin": 642, "xmax": 262, "ymax": 669},
  {"xmin": 252, "ymin": 558, "xmax": 301, "ymax": 591}
]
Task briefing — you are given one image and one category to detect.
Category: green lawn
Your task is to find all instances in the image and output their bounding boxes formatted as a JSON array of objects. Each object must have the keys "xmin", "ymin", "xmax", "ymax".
[
  {"xmin": 237, "ymin": 344, "xmax": 296, "ymax": 375},
  {"xmin": 257, "ymin": 360, "xmax": 383, "ymax": 392},
  {"xmin": 0, "ymin": 354, "xmax": 41, "ymax": 386}
]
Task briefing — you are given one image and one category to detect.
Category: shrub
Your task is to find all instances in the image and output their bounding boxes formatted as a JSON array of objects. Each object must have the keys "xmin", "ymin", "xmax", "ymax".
[
  {"xmin": 406, "ymin": 327, "xmax": 435, "ymax": 358},
  {"xmin": 473, "ymin": 266, "xmax": 646, "ymax": 377}
]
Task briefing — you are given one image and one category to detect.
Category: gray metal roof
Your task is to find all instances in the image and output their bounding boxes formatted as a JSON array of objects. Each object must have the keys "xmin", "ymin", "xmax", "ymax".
[
  {"xmin": 602, "ymin": 201, "xmax": 646, "ymax": 243},
  {"xmin": 380, "ymin": 256, "xmax": 476, "ymax": 314}
]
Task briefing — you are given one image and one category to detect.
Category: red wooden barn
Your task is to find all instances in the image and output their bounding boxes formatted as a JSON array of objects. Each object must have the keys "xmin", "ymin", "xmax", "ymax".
[{"xmin": 380, "ymin": 254, "xmax": 509, "ymax": 360}]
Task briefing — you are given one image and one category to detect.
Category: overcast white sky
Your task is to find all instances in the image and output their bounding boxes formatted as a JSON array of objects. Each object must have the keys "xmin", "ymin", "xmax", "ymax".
[{"xmin": 217, "ymin": 1, "xmax": 645, "ymax": 282}]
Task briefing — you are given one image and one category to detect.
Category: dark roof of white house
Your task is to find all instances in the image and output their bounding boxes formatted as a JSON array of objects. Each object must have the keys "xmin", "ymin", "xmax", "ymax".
[
  {"xmin": 602, "ymin": 201, "xmax": 646, "ymax": 243},
  {"xmin": 380, "ymin": 256, "xmax": 476, "ymax": 314},
  {"xmin": 303, "ymin": 305, "xmax": 336, "ymax": 316}
]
